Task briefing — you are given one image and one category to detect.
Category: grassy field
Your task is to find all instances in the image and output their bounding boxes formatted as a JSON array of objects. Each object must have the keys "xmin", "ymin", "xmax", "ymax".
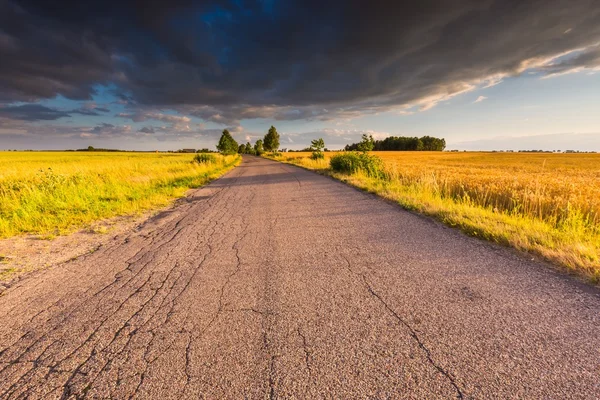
[
  {"xmin": 270, "ymin": 151, "xmax": 600, "ymax": 281},
  {"xmin": 0, "ymin": 152, "xmax": 240, "ymax": 238}
]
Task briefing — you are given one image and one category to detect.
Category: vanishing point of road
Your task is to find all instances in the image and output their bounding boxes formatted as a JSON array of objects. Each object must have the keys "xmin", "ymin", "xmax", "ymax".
[{"xmin": 0, "ymin": 156, "xmax": 599, "ymax": 399}]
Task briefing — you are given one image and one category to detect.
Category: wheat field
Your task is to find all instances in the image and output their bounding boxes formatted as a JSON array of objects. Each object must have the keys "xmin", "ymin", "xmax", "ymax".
[
  {"xmin": 272, "ymin": 151, "xmax": 600, "ymax": 280},
  {"xmin": 0, "ymin": 152, "xmax": 239, "ymax": 238}
]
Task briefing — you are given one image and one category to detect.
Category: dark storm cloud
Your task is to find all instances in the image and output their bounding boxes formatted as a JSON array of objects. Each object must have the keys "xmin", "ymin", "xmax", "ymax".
[
  {"xmin": 0, "ymin": 1, "xmax": 113, "ymax": 102},
  {"xmin": 0, "ymin": 103, "xmax": 113, "ymax": 121},
  {"xmin": 0, "ymin": 104, "xmax": 71, "ymax": 120},
  {"xmin": 2, "ymin": 0, "xmax": 600, "ymax": 119}
]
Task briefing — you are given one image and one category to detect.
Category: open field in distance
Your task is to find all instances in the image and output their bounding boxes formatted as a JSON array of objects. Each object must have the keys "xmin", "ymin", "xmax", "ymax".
[
  {"xmin": 0, "ymin": 152, "xmax": 240, "ymax": 239},
  {"xmin": 272, "ymin": 151, "xmax": 600, "ymax": 281}
]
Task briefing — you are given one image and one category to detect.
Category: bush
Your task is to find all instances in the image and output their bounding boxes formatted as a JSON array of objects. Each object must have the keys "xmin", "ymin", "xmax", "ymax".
[
  {"xmin": 271, "ymin": 151, "xmax": 282, "ymax": 157},
  {"xmin": 310, "ymin": 151, "xmax": 325, "ymax": 160},
  {"xmin": 193, "ymin": 153, "xmax": 217, "ymax": 164},
  {"xmin": 330, "ymin": 152, "xmax": 384, "ymax": 177}
]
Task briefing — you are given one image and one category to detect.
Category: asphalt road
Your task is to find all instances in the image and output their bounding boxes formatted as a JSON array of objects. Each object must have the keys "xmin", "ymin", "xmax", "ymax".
[{"xmin": 0, "ymin": 156, "xmax": 599, "ymax": 399}]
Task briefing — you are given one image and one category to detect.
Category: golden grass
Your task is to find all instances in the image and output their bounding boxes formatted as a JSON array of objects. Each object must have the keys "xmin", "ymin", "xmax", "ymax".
[
  {"xmin": 0, "ymin": 152, "xmax": 240, "ymax": 238},
  {"xmin": 270, "ymin": 151, "xmax": 600, "ymax": 281}
]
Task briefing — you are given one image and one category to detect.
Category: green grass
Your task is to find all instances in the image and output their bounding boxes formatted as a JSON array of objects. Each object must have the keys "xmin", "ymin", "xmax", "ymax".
[{"xmin": 0, "ymin": 152, "xmax": 240, "ymax": 238}]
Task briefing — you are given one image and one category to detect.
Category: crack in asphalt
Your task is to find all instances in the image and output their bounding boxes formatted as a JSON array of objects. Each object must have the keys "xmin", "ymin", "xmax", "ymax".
[
  {"xmin": 296, "ymin": 327, "xmax": 312, "ymax": 377},
  {"xmin": 342, "ymin": 255, "xmax": 464, "ymax": 399}
]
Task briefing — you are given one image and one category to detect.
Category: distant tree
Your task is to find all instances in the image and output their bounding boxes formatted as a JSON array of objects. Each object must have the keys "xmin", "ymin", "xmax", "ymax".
[
  {"xmin": 245, "ymin": 142, "xmax": 253, "ymax": 154},
  {"xmin": 356, "ymin": 134, "xmax": 375, "ymax": 153},
  {"xmin": 310, "ymin": 138, "xmax": 325, "ymax": 152},
  {"xmin": 345, "ymin": 135, "xmax": 445, "ymax": 152},
  {"xmin": 420, "ymin": 136, "xmax": 446, "ymax": 151},
  {"xmin": 263, "ymin": 126, "xmax": 280, "ymax": 152},
  {"xmin": 238, "ymin": 144, "xmax": 246, "ymax": 154},
  {"xmin": 310, "ymin": 138, "xmax": 325, "ymax": 159},
  {"xmin": 87, "ymin": 145, "xmax": 95, "ymax": 151},
  {"xmin": 254, "ymin": 139, "xmax": 264, "ymax": 155},
  {"xmin": 216, "ymin": 129, "xmax": 239, "ymax": 154}
]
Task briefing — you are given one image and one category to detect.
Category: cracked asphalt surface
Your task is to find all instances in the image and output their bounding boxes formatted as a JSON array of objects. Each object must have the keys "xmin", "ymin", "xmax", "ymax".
[{"xmin": 1, "ymin": 155, "xmax": 599, "ymax": 399}]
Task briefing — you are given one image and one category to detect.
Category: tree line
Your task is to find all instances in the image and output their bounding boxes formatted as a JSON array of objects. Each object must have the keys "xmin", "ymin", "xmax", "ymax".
[
  {"xmin": 215, "ymin": 126, "xmax": 280, "ymax": 155},
  {"xmin": 344, "ymin": 135, "xmax": 446, "ymax": 151},
  {"xmin": 214, "ymin": 127, "xmax": 445, "ymax": 155}
]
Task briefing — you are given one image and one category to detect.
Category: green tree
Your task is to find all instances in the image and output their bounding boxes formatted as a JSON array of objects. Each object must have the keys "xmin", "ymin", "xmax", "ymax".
[
  {"xmin": 356, "ymin": 134, "xmax": 375, "ymax": 153},
  {"xmin": 310, "ymin": 138, "xmax": 325, "ymax": 159},
  {"xmin": 254, "ymin": 139, "xmax": 264, "ymax": 155},
  {"xmin": 216, "ymin": 129, "xmax": 239, "ymax": 154},
  {"xmin": 310, "ymin": 138, "xmax": 325, "ymax": 152},
  {"xmin": 245, "ymin": 142, "xmax": 253, "ymax": 154},
  {"xmin": 263, "ymin": 126, "xmax": 280, "ymax": 152},
  {"xmin": 238, "ymin": 144, "xmax": 246, "ymax": 154}
]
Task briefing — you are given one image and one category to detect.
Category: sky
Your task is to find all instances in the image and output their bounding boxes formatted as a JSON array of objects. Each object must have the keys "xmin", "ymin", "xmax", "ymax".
[{"xmin": 1, "ymin": 0, "xmax": 600, "ymax": 151}]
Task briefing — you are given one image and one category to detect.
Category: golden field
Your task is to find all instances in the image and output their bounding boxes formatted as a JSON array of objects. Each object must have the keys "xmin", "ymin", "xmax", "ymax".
[
  {"xmin": 0, "ymin": 152, "xmax": 239, "ymax": 238},
  {"xmin": 272, "ymin": 151, "xmax": 600, "ymax": 280}
]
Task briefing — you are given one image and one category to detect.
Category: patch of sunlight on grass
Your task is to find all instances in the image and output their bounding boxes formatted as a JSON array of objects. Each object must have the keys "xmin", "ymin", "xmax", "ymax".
[{"xmin": 0, "ymin": 152, "xmax": 240, "ymax": 238}]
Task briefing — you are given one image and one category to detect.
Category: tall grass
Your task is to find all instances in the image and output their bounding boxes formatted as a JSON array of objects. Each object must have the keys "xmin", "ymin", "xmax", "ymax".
[
  {"xmin": 0, "ymin": 152, "xmax": 240, "ymax": 238},
  {"xmin": 271, "ymin": 151, "xmax": 600, "ymax": 280}
]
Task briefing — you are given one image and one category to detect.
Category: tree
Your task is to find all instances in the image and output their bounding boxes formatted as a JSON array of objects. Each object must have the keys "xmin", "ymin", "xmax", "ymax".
[
  {"xmin": 245, "ymin": 142, "xmax": 253, "ymax": 154},
  {"xmin": 420, "ymin": 136, "xmax": 446, "ymax": 151},
  {"xmin": 310, "ymin": 138, "xmax": 325, "ymax": 152},
  {"xmin": 216, "ymin": 129, "xmax": 239, "ymax": 154},
  {"xmin": 254, "ymin": 139, "xmax": 264, "ymax": 155},
  {"xmin": 263, "ymin": 125, "xmax": 280, "ymax": 152},
  {"xmin": 310, "ymin": 138, "xmax": 325, "ymax": 159},
  {"xmin": 238, "ymin": 144, "xmax": 246, "ymax": 154},
  {"xmin": 356, "ymin": 134, "xmax": 375, "ymax": 153}
]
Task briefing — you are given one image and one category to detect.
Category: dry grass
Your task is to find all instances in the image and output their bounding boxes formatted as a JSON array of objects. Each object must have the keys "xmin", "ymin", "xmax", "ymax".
[
  {"xmin": 269, "ymin": 151, "xmax": 600, "ymax": 281},
  {"xmin": 0, "ymin": 152, "xmax": 240, "ymax": 238}
]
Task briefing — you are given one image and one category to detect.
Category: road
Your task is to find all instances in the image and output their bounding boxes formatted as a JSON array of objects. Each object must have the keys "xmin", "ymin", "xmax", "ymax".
[{"xmin": 0, "ymin": 155, "xmax": 599, "ymax": 399}]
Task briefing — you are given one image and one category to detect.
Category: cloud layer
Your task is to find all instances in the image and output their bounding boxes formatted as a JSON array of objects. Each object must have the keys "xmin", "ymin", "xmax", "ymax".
[
  {"xmin": 1, "ymin": 0, "xmax": 600, "ymax": 149},
  {"xmin": 2, "ymin": 1, "xmax": 600, "ymax": 115}
]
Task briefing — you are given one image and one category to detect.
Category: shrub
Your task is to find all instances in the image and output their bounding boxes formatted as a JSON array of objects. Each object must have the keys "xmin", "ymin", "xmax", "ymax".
[
  {"xmin": 330, "ymin": 152, "xmax": 361, "ymax": 173},
  {"xmin": 330, "ymin": 152, "xmax": 384, "ymax": 177},
  {"xmin": 310, "ymin": 151, "xmax": 325, "ymax": 160},
  {"xmin": 193, "ymin": 153, "xmax": 217, "ymax": 164}
]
